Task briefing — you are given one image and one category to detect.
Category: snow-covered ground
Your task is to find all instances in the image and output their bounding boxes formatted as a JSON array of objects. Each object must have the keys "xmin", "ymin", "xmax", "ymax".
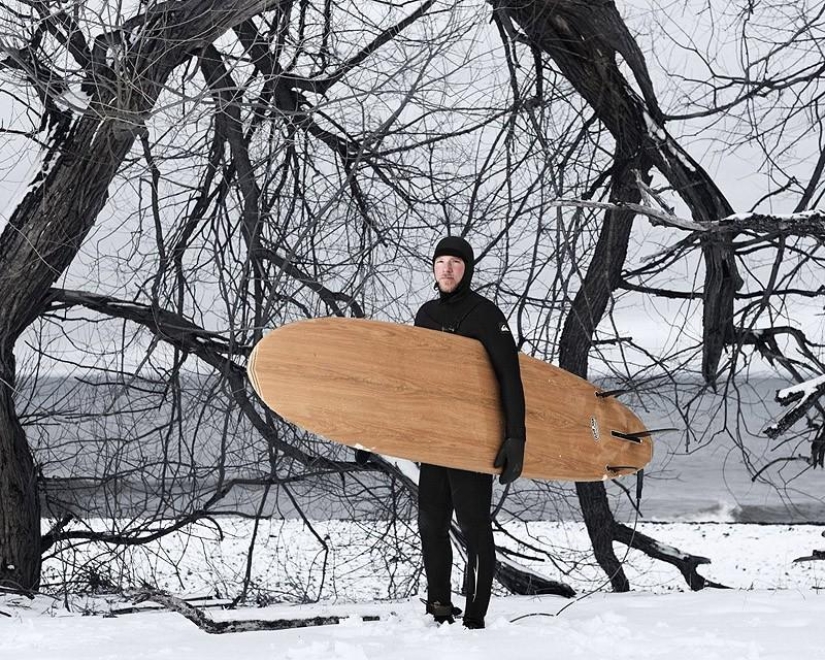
[
  {"xmin": 3, "ymin": 519, "xmax": 825, "ymax": 659},
  {"xmin": 3, "ymin": 589, "xmax": 821, "ymax": 660}
]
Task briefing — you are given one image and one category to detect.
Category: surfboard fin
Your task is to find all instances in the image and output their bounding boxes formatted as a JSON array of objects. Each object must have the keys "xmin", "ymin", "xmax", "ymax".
[
  {"xmin": 595, "ymin": 388, "xmax": 630, "ymax": 399},
  {"xmin": 605, "ymin": 464, "xmax": 640, "ymax": 475},
  {"xmin": 611, "ymin": 427, "xmax": 677, "ymax": 443}
]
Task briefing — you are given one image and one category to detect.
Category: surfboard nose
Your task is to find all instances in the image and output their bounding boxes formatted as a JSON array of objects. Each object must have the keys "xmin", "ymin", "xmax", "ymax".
[{"xmin": 247, "ymin": 343, "xmax": 263, "ymax": 399}]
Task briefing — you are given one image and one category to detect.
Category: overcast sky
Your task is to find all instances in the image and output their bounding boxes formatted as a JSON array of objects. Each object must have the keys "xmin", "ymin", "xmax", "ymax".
[{"xmin": 0, "ymin": 1, "xmax": 821, "ymax": 376}]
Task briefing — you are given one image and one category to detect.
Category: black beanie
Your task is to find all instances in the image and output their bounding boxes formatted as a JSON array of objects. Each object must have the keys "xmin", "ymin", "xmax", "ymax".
[
  {"xmin": 431, "ymin": 236, "xmax": 474, "ymax": 299},
  {"xmin": 432, "ymin": 236, "xmax": 474, "ymax": 265}
]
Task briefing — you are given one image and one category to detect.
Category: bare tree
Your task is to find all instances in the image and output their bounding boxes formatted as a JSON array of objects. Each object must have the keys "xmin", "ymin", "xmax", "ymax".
[
  {"xmin": 604, "ymin": 1, "xmax": 825, "ymax": 496},
  {"xmin": 0, "ymin": 0, "xmax": 456, "ymax": 592},
  {"xmin": 3, "ymin": 0, "xmax": 824, "ymax": 600},
  {"xmin": 3, "ymin": 0, "xmax": 574, "ymax": 598}
]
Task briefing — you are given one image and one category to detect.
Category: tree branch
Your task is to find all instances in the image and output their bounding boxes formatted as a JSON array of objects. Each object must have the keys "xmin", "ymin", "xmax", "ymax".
[{"xmin": 134, "ymin": 588, "xmax": 381, "ymax": 632}]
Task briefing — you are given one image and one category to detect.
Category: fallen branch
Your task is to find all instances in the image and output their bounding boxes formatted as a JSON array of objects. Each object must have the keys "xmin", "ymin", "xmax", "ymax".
[
  {"xmin": 133, "ymin": 588, "xmax": 383, "ymax": 634},
  {"xmin": 611, "ymin": 522, "xmax": 727, "ymax": 590},
  {"xmin": 793, "ymin": 550, "xmax": 825, "ymax": 563}
]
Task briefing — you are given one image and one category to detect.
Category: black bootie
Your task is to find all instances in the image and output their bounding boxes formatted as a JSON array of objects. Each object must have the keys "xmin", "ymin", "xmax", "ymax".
[
  {"xmin": 424, "ymin": 600, "xmax": 462, "ymax": 624},
  {"xmin": 462, "ymin": 616, "xmax": 485, "ymax": 629}
]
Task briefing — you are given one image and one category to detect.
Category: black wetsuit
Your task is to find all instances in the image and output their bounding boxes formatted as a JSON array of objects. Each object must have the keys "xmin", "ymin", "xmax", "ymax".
[
  {"xmin": 414, "ymin": 291, "xmax": 525, "ymax": 438},
  {"xmin": 414, "ymin": 271, "xmax": 526, "ymax": 625}
]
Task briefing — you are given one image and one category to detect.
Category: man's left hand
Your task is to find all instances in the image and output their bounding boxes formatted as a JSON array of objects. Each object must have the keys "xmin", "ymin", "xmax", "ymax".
[{"xmin": 494, "ymin": 437, "xmax": 525, "ymax": 485}]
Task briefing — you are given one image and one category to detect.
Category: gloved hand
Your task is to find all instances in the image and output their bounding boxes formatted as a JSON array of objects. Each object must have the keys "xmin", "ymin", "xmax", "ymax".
[{"xmin": 494, "ymin": 437, "xmax": 525, "ymax": 485}]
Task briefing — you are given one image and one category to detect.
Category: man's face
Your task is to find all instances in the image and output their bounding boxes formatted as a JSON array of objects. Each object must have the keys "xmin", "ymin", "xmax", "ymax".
[{"xmin": 434, "ymin": 255, "xmax": 465, "ymax": 293}]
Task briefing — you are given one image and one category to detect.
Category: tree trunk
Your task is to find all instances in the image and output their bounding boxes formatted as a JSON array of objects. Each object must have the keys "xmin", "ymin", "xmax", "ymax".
[
  {"xmin": 0, "ymin": 118, "xmax": 133, "ymax": 591},
  {"xmin": 503, "ymin": 0, "xmax": 736, "ymax": 588},
  {"xmin": 577, "ymin": 484, "xmax": 629, "ymax": 591},
  {"xmin": 559, "ymin": 162, "xmax": 639, "ymax": 592},
  {"xmin": 0, "ymin": 348, "xmax": 41, "ymax": 591},
  {"xmin": 0, "ymin": 0, "xmax": 285, "ymax": 592},
  {"xmin": 504, "ymin": 0, "xmax": 741, "ymax": 385}
]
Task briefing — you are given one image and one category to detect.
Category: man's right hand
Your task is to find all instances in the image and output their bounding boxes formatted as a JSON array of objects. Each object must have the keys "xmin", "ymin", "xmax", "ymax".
[{"xmin": 494, "ymin": 437, "xmax": 525, "ymax": 485}]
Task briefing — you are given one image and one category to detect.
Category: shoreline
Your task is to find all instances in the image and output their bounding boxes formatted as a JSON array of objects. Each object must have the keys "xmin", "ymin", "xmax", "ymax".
[{"xmin": 38, "ymin": 518, "xmax": 825, "ymax": 600}]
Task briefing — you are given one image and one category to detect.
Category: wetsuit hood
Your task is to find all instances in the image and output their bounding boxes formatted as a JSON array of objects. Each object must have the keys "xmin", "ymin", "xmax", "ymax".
[{"xmin": 432, "ymin": 236, "xmax": 474, "ymax": 301}]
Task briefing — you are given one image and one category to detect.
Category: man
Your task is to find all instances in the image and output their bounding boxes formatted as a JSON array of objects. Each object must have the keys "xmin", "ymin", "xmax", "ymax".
[{"xmin": 414, "ymin": 235, "xmax": 526, "ymax": 630}]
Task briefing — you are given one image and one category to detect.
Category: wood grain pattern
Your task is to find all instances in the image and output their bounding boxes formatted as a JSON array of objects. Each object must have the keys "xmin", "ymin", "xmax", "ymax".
[{"xmin": 247, "ymin": 318, "xmax": 652, "ymax": 482}]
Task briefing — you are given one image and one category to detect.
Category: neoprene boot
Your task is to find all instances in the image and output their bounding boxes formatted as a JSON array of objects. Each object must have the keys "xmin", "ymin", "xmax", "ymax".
[
  {"xmin": 424, "ymin": 600, "xmax": 462, "ymax": 624},
  {"xmin": 462, "ymin": 615, "xmax": 485, "ymax": 629}
]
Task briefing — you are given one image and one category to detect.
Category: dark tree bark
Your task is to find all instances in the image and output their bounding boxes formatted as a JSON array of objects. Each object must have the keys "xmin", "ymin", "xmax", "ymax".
[
  {"xmin": 504, "ymin": 0, "xmax": 742, "ymax": 386},
  {"xmin": 0, "ymin": 349, "xmax": 40, "ymax": 592},
  {"xmin": 501, "ymin": 0, "xmax": 734, "ymax": 589},
  {"xmin": 0, "ymin": 115, "xmax": 134, "ymax": 590},
  {"xmin": 561, "ymin": 161, "xmax": 640, "ymax": 591},
  {"xmin": 0, "ymin": 0, "xmax": 284, "ymax": 592}
]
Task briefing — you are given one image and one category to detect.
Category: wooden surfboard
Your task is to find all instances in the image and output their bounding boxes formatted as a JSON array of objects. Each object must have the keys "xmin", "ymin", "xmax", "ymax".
[{"xmin": 247, "ymin": 318, "xmax": 652, "ymax": 482}]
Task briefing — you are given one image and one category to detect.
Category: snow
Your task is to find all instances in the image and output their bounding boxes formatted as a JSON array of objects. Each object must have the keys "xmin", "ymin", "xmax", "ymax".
[
  {"xmin": 777, "ymin": 375, "xmax": 825, "ymax": 404},
  {"xmin": 764, "ymin": 374, "xmax": 825, "ymax": 437},
  {"xmin": 3, "ymin": 589, "xmax": 821, "ymax": 660},
  {"xmin": 3, "ymin": 519, "xmax": 825, "ymax": 659},
  {"xmin": 723, "ymin": 210, "xmax": 823, "ymax": 223},
  {"xmin": 54, "ymin": 85, "xmax": 92, "ymax": 114},
  {"xmin": 384, "ymin": 456, "xmax": 421, "ymax": 484}
]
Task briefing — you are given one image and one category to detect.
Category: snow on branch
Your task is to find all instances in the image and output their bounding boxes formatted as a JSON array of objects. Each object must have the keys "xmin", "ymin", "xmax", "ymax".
[
  {"xmin": 715, "ymin": 210, "xmax": 825, "ymax": 235},
  {"xmin": 133, "ymin": 588, "xmax": 381, "ymax": 633},
  {"xmin": 765, "ymin": 374, "xmax": 825, "ymax": 438},
  {"xmin": 611, "ymin": 521, "xmax": 723, "ymax": 590},
  {"xmin": 540, "ymin": 198, "xmax": 706, "ymax": 231},
  {"xmin": 539, "ymin": 196, "xmax": 825, "ymax": 238}
]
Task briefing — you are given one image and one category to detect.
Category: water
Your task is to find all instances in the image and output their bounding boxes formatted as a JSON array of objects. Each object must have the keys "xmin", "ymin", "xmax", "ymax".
[
  {"xmin": 17, "ymin": 373, "xmax": 825, "ymax": 524},
  {"xmin": 625, "ymin": 375, "xmax": 825, "ymax": 523}
]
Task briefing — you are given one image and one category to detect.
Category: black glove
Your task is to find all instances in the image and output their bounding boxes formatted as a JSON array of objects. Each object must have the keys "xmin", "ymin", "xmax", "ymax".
[
  {"xmin": 494, "ymin": 437, "xmax": 525, "ymax": 485},
  {"xmin": 355, "ymin": 449, "xmax": 372, "ymax": 466}
]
